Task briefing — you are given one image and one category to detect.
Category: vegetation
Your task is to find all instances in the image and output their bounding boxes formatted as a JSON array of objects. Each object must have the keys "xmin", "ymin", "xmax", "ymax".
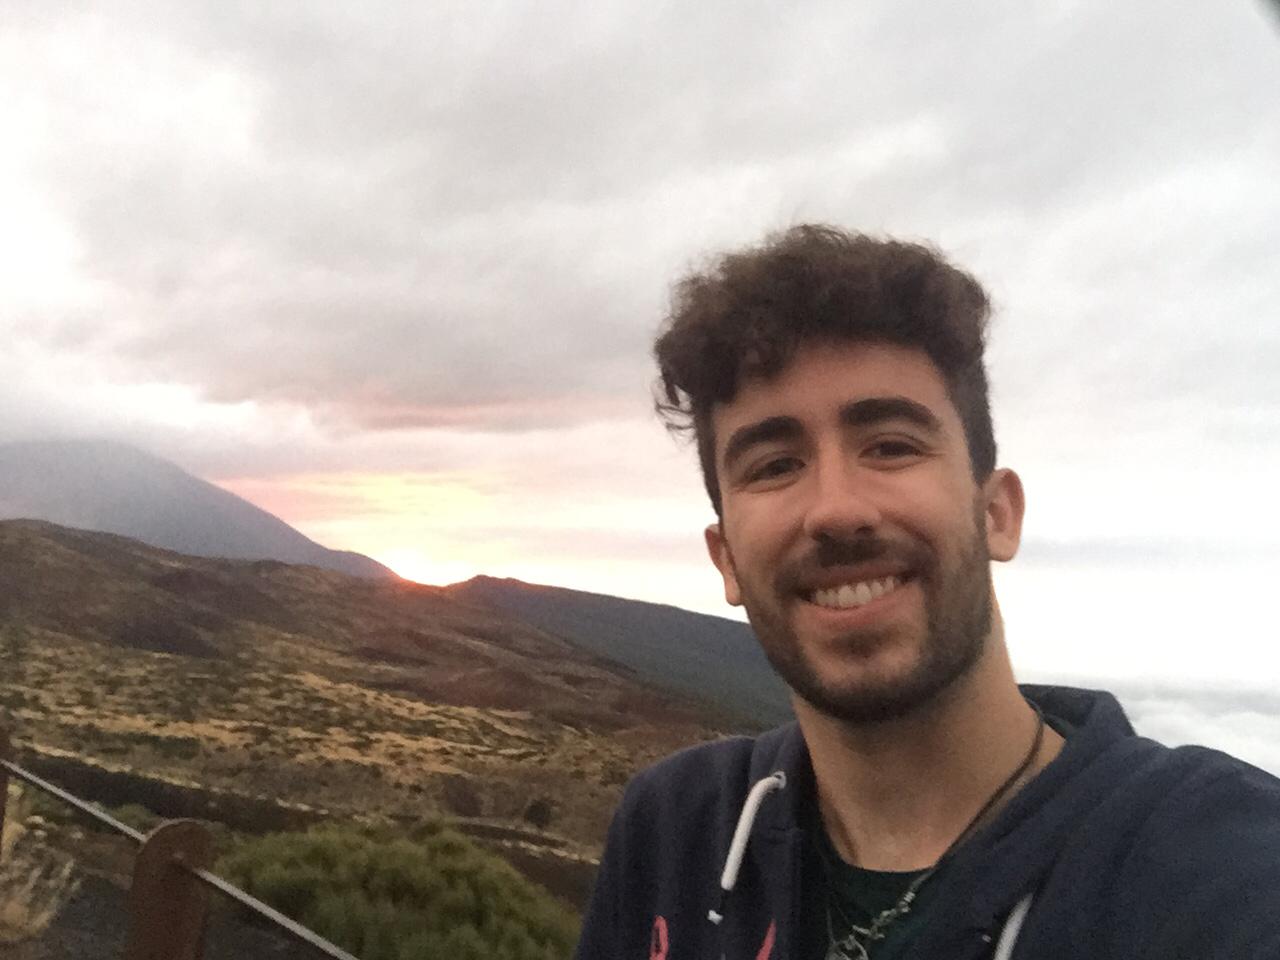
[
  {"xmin": 0, "ymin": 519, "xmax": 721, "ymax": 857},
  {"xmin": 0, "ymin": 783, "xmax": 81, "ymax": 945},
  {"xmin": 217, "ymin": 822, "xmax": 580, "ymax": 960},
  {"xmin": 0, "ymin": 518, "xmax": 723, "ymax": 944},
  {"xmin": 105, "ymin": 802, "xmax": 163, "ymax": 835}
]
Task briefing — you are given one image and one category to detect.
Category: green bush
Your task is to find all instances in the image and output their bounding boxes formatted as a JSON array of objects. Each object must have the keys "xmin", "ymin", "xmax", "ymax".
[
  {"xmin": 216, "ymin": 824, "xmax": 579, "ymax": 960},
  {"xmin": 109, "ymin": 803, "xmax": 161, "ymax": 834}
]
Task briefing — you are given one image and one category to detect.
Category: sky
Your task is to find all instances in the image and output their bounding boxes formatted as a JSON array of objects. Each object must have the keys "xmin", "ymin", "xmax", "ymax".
[{"xmin": 2, "ymin": 1, "xmax": 1279, "ymax": 721}]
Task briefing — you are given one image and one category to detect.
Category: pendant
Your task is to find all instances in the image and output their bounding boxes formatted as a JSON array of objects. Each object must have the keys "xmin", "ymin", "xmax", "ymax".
[
  {"xmin": 827, "ymin": 926, "xmax": 876, "ymax": 960},
  {"xmin": 826, "ymin": 939, "xmax": 870, "ymax": 960}
]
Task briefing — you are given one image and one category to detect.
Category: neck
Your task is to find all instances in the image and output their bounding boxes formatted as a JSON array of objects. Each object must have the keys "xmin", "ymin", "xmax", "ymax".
[{"xmin": 796, "ymin": 622, "xmax": 1063, "ymax": 872}]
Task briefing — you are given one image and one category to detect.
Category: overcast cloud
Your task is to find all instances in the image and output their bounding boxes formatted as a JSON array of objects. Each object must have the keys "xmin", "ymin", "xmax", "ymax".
[
  {"xmin": 2, "ymin": 1, "xmax": 1278, "ymax": 695},
  {"xmin": 5, "ymin": 0, "xmax": 1277, "ymax": 435},
  {"xmin": 1121, "ymin": 686, "xmax": 1280, "ymax": 777}
]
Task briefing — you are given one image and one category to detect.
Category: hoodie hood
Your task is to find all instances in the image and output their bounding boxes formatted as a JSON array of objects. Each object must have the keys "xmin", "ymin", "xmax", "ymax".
[{"xmin": 741, "ymin": 684, "xmax": 1136, "ymax": 833}]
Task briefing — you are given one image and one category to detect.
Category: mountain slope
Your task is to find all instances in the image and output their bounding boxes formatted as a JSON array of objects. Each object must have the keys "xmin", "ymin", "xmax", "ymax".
[
  {"xmin": 444, "ymin": 576, "xmax": 792, "ymax": 727},
  {"xmin": 0, "ymin": 519, "xmax": 725, "ymax": 851},
  {"xmin": 0, "ymin": 439, "xmax": 393, "ymax": 579}
]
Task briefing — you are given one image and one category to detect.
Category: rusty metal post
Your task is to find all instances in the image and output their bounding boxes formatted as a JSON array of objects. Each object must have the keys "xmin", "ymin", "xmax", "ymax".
[{"xmin": 125, "ymin": 819, "xmax": 214, "ymax": 960}]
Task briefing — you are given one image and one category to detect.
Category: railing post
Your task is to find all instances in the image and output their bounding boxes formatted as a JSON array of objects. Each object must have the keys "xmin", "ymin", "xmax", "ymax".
[
  {"xmin": 124, "ymin": 819, "xmax": 214, "ymax": 960},
  {"xmin": 0, "ymin": 724, "xmax": 10, "ymax": 856}
]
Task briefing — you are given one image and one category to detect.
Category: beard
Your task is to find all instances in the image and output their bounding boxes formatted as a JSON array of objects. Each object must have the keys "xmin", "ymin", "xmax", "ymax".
[{"xmin": 739, "ymin": 506, "xmax": 993, "ymax": 725}]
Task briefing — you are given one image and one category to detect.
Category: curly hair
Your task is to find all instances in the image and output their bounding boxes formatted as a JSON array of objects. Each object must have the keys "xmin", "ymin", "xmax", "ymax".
[{"xmin": 654, "ymin": 224, "xmax": 996, "ymax": 514}]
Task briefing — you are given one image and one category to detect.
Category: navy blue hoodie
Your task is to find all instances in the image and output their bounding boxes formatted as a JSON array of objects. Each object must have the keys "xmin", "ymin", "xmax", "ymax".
[{"xmin": 575, "ymin": 686, "xmax": 1280, "ymax": 959}]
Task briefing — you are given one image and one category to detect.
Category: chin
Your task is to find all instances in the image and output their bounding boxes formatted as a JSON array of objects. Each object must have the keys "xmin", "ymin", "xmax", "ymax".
[
  {"xmin": 795, "ymin": 676, "xmax": 938, "ymax": 724},
  {"xmin": 781, "ymin": 639, "xmax": 984, "ymax": 726}
]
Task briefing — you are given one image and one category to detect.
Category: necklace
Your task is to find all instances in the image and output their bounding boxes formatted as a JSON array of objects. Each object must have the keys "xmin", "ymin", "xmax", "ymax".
[{"xmin": 824, "ymin": 702, "xmax": 1047, "ymax": 960}]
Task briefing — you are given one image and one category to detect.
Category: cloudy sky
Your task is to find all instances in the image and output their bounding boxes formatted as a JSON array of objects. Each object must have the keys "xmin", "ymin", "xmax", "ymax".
[{"xmin": 3, "ymin": 2, "xmax": 1278, "ymax": 725}]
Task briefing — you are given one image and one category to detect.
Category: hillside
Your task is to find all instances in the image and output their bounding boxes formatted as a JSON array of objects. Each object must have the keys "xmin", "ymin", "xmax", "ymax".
[
  {"xmin": 0, "ymin": 439, "xmax": 393, "ymax": 579},
  {"xmin": 0, "ymin": 520, "xmax": 727, "ymax": 865},
  {"xmin": 445, "ymin": 576, "xmax": 792, "ymax": 727}
]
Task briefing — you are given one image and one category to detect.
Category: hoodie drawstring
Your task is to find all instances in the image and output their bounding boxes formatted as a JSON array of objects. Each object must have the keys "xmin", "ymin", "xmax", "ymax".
[
  {"xmin": 991, "ymin": 891, "xmax": 1034, "ymax": 959},
  {"xmin": 707, "ymin": 770, "xmax": 1035, "ymax": 959},
  {"xmin": 708, "ymin": 772, "xmax": 787, "ymax": 925}
]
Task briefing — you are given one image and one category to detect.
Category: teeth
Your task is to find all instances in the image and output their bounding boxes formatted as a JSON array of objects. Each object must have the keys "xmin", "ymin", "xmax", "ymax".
[{"xmin": 810, "ymin": 576, "xmax": 901, "ymax": 610}]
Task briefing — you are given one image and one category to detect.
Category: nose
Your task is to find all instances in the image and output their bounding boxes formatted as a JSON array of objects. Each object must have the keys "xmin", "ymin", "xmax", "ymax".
[{"xmin": 801, "ymin": 453, "xmax": 882, "ymax": 543}]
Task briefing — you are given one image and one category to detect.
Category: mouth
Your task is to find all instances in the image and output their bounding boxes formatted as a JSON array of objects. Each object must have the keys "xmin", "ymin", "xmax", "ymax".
[{"xmin": 802, "ymin": 573, "xmax": 915, "ymax": 610}]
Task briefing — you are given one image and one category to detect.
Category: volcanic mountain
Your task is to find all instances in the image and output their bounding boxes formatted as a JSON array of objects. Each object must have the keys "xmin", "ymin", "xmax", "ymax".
[{"xmin": 0, "ymin": 439, "xmax": 393, "ymax": 580}]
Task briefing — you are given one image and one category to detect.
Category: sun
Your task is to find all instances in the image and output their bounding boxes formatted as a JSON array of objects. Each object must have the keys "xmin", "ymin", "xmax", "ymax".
[{"xmin": 377, "ymin": 549, "xmax": 480, "ymax": 587}]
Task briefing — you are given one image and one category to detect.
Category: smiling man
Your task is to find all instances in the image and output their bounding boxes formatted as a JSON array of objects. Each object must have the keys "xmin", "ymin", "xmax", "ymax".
[{"xmin": 575, "ymin": 226, "xmax": 1280, "ymax": 960}]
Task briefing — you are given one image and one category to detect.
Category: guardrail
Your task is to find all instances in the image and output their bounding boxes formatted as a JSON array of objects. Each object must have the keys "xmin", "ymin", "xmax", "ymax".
[{"xmin": 0, "ymin": 727, "xmax": 361, "ymax": 960}]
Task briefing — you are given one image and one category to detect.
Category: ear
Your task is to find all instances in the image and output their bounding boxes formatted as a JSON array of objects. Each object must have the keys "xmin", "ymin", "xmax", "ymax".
[
  {"xmin": 982, "ymin": 468, "xmax": 1025, "ymax": 562},
  {"xmin": 704, "ymin": 522, "xmax": 743, "ymax": 607}
]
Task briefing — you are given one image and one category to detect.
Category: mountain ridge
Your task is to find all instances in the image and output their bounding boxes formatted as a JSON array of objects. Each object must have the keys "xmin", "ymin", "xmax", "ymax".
[
  {"xmin": 0, "ymin": 438, "xmax": 394, "ymax": 580},
  {"xmin": 444, "ymin": 574, "xmax": 792, "ymax": 727}
]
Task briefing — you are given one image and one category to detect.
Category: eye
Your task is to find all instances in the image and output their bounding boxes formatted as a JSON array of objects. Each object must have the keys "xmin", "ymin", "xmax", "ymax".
[
  {"xmin": 866, "ymin": 439, "xmax": 922, "ymax": 460},
  {"xmin": 744, "ymin": 456, "xmax": 804, "ymax": 483}
]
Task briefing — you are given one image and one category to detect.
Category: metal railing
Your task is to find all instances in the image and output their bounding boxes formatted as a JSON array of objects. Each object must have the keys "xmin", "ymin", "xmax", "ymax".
[{"xmin": 0, "ymin": 727, "xmax": 361, "ymax": 960}]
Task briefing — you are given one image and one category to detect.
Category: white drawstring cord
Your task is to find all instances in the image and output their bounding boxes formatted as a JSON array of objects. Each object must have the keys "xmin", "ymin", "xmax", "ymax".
[
  {"xmin": 704, "ymin": 767, "xmax": 1034, "ymax": 956},
  {"xmin": 707, "ymin": 772, "xmax": 787, "ymax": 924},
  {"xmin": 991, "ymin": 892, "xmax": 1034, "ymax": 960}
]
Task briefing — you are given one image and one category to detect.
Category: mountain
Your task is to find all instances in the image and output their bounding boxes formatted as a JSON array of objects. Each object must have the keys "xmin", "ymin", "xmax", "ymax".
[
  {"xmin": 0, "ymin": 519, "xmax": 724, "ymax": 857},
  {"xmin": 0, "ymin": 441, "xmax": 792, "ymax": 726},
  {"xmin": 444, "ymin": 576, "xmax": 792, "ymax": 727},
  {"xmin": 0, "ymin": 439, "xmax": 394, "ymax": 579}
]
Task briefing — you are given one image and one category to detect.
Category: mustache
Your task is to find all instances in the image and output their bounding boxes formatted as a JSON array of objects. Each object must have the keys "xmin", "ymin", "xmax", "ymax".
[
  {"xmin": 813, "ymin": 534, "xmax": 891, "ymax": 567},
  {"xmin": 776, "ymin": 533, "xmax": 931, "ymax": 593}
]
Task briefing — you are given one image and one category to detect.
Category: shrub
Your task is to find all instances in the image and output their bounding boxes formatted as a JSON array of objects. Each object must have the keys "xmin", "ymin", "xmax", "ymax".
[
  {"xmin": 0, "ymin": 784, "xmax": 81, "ymax": 944},
  {"xmin": 217, "ymin": 824, "xmax": 579, "ymax": 959},
  {"xmin": 109, "ymin": 803, "xmax": 161, "ymax": 834},
  {"xmin": 522, "ymin": 797, "xmax": 554, "ymax": 830}
]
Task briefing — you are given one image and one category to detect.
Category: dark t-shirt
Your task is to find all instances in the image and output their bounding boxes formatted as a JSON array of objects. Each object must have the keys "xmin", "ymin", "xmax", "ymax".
[{"xmin": 800, "ymin": 817, "xmax": 939, "ymax": 960}]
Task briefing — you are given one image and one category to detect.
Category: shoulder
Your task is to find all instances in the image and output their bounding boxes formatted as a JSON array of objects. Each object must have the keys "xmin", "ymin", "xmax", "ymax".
[
  {"xmin": 1063, "ymin": 735, "xmax": 1280, "ymax": 870},
  {"xmin": 628, "ymin": 733, "xmax": 757, "ymax": 794},
  {"xmin": 577, "ymin": 727, "xmax": 802, "ymax": 960},
  {"xmin": 1029, "ymin": 686, "xmax": 1280, "ymax": 845},
  {"xmin": 617, "ymin": 727, "xmax": 780, "ymax": 822},
  {"xmin": 1109, "ymin": 746, "xmax": 1280, "ymax": 956},
  {"xmin": 1122, "ymin": 743, "xmax": 1280, "ymax": 860},
  {"xmin": 607, "ymin": 723, "xmax": 803, "ymax": 845}
]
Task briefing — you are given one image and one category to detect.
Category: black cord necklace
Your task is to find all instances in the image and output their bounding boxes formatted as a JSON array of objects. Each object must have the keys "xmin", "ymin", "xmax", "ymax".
[{"xmin": 825, "ymin": 701, "xmax": 1047, "ymax": 960}]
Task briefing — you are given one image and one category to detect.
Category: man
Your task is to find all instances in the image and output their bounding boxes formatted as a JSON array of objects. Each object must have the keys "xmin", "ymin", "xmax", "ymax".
[{"xmin": 575, "ymin": 225, "xmax": 1280, "ymax": 959}]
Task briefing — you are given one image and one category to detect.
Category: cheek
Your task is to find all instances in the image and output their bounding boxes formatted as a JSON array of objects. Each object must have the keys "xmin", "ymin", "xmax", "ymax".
[
  {"xmin": 887, "ymin": 481, "xmax": 952, "ymax": 526},
  {"xmin": 894, "ymin": 486, "xmax": 979, "ymax": 553},
  {"xmin": 718, "ymin": 519, "xmax": 781, "ymax": 587}
]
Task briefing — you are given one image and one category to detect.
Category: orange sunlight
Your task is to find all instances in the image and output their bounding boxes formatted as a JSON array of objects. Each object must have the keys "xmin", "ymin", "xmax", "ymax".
[
  {"xmin": 214, "ymin": 467, "xmax": 729, "ymax": 612},
  {"xmin": 377, "ymin": 548, "xmax": 482, "ymax": 587},
  {"xmin": 218, "ymin": 471, "xmax": 504, "ymax": 587}
]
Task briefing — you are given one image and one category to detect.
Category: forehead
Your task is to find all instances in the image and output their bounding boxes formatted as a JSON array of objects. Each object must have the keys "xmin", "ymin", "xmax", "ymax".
[{"xmin": 710, "ymin": 341, "xmax": 960, "ymax": 453}]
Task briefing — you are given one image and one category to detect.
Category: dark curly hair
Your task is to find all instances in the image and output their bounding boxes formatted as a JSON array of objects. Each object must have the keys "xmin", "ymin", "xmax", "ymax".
[{"xmin": 654, "ymin": 224, "xmax": 996, "ymax": 514}]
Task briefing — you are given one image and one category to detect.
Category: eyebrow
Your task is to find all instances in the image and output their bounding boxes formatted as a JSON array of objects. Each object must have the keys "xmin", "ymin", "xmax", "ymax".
[
  {"xmin": 721, "ymin": 395, "xmax": 943, "ymax": 472},
  {"xmin": 722, "ymin": 416, "xmax": 802, "ymax": 472},
  {"xmin": 840, "ymin": 396, "xmax": 943, "ymax": 434}
]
